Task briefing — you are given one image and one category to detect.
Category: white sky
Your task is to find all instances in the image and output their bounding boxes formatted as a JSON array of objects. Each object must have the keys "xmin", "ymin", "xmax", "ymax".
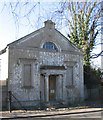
[{"xmin": 0, "ymin": 1, "xmax": 102, "ymax": 80}]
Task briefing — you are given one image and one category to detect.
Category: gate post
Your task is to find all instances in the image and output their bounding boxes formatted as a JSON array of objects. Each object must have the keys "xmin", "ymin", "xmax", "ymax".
[{"xmin": 8, "ymin": 91, "xmax": 12, "ymax": 112}]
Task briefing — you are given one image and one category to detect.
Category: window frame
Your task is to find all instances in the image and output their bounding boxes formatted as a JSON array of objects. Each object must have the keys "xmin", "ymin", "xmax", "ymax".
[
  {"xmin": 43, "ymin": 42, "xmax": 57, "ymax": 50},
  {"xmin": 66, "ymin": 66, "xmax": 74, "ymax": 87},
  {"xmin": 19, "ymin": 58, "xmax": 35, "ymax": 89},
  {"xmin": 23, "ymin": 63, "xmax": 32, "ymax": 88}
]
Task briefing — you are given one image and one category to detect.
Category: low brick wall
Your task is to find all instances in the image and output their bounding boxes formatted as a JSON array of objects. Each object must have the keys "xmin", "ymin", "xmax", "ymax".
[{"xmin": 0, "ymin": 80, "xmax": 8, "ymax": 110}]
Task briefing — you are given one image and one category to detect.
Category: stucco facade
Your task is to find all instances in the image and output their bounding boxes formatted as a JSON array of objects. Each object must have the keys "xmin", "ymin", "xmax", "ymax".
[{"xmin": 8, "ymin": 20, "xmax": 84, "ymax": 108}]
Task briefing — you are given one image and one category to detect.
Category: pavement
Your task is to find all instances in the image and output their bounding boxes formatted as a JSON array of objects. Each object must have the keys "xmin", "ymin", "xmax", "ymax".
[{"xmin": 0, "ymin": 107, "xmax": 103, "ymax": 119}]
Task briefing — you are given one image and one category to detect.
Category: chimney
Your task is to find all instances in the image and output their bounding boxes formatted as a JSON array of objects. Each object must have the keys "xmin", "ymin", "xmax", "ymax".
[{"xmin": 44, "ymin": 20, "xmax": 55, "ymax": 29}]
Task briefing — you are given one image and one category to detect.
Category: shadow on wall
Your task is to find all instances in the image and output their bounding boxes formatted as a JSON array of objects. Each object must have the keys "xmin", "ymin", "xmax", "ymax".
[{"xmin": 84, "ymin": 85, "xmax": 101, "ymax": 101}]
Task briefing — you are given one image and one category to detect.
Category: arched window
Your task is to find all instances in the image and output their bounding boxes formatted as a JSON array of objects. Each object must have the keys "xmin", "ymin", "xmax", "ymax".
[{"xmin": 43, "ymin": 42, "xmax": 57, "ymax": 50}]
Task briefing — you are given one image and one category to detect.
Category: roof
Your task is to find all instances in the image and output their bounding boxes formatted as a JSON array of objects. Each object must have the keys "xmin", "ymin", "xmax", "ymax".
[{"xmin": 3, "ymin": 20, "xmax": 82, "ymax": 54}]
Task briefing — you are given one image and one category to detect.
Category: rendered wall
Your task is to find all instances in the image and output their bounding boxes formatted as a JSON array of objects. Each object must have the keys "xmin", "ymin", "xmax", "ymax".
[{"xmin": 8, "ymin": 47, "xmax": 84, "ymax": 108}]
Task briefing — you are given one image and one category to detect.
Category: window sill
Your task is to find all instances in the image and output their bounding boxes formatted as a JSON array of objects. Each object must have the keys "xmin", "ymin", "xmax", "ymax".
[
  {"xmin": 66, "ymin": 85, "xmax": 75, "ymax": 88},
  {"xmin": 22, "ymin": 86, "xmax": 34, "ymax": 89}
]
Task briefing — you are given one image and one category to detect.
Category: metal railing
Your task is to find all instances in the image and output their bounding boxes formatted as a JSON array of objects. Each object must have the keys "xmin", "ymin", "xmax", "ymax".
[{"xmin": 8, "ymin": 91, "xmax": 27, "ymax": 112}]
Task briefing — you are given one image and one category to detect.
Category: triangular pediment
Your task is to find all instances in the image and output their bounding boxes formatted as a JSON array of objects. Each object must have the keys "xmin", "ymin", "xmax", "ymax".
[{"xmin": 8, "ymin": 20, "xmax": 81, "ymax": 53}]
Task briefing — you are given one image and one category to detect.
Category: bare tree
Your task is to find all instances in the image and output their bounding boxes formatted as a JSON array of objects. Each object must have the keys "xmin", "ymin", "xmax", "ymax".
[
  {"xmin": 1, "ymin": 1, "xmax": 63, "ymax": 30},
  {"xmin": 55, "ymin": 1, "xmax": 102, "ymax": 65},
  {"xmin": 0, "ymin": 1, "xmax": 103, "ymax": 61}
]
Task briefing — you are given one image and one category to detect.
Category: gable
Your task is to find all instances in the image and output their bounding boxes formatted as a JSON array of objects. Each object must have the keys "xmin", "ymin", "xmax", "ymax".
[
  {"xmin": 8, "ymin": 28, "xmax": 44, "ymax": 48},
  {"xmin": 8, "ymin": 20, "xmax": 80, "ymax": 53}
]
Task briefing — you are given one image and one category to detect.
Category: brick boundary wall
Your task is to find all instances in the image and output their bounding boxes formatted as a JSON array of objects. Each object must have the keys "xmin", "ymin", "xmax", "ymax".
[{"xmin": 0, "ymin": 81, "xmax": 8, "ymax": 111}]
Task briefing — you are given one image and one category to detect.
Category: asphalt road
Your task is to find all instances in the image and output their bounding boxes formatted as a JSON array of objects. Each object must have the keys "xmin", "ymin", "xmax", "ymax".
[{"xmin": 0, "ymin": 108, "xmax": 103, "ymax": 120}]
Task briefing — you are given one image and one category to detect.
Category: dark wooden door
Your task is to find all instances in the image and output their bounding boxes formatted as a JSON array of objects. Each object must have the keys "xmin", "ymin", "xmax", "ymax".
[{"xmin": 49, "ymin": 75, "xmax": 56, "ymax": 101}]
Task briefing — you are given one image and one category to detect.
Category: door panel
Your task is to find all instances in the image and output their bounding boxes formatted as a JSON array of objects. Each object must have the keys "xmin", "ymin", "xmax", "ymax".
[{"xmin": 49, "ymin": 75, "xmax": 56, "ymax": 101}]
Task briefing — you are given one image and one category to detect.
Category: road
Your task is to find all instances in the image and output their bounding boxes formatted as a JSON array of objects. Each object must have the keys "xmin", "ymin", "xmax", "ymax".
[{"xmin": 0, "ymin": 108, "xmax": 103, "ymax": 120}]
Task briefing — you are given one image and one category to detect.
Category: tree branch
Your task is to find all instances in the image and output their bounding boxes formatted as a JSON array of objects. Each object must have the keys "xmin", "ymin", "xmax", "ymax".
[{"xmin": 91, "ymin": 50, "xmax": 103, "ymax": 58}]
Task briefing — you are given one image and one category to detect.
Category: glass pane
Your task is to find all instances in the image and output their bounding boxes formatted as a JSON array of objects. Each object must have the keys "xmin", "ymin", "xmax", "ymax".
[{"xmin": 43, "ymin": 42, "xmax": 57, "ymax": 50}]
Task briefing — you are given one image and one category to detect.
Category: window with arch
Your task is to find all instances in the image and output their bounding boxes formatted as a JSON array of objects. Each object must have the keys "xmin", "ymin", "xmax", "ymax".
[{"xmin": 43, "ymin": 42, "xmax": 57, "ymax": 50}]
